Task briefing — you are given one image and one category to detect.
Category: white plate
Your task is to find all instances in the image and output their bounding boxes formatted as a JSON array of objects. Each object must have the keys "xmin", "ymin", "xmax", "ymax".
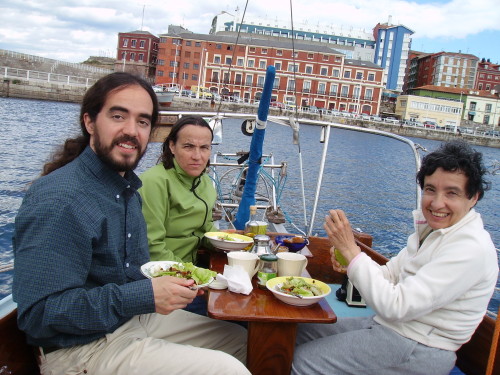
[
  {"xmin": 208, "ymin": 279, "xmax": 228, "ymax": 290},
  {"xmin": 140, "ymin": 261, "xmax": 214, "ymax": 289}
]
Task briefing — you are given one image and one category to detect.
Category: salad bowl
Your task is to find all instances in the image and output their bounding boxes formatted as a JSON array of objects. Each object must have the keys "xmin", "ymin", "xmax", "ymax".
[
  {"xmin": 140, "ymin": 261, "xmax": 215, "ymax": 289},
  {"xmin": 204, "ymin": 232, "xmax": 253, "ymax": 251},
  {"xmin": 266, "ymin": 276, "xmax": 331, "ymax": 306}
]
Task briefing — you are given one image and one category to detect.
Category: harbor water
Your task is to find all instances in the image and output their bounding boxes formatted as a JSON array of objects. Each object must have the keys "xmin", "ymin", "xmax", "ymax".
[{"xmin": 0, "ymin": 97, "xmax": 498, "ymax": 315}]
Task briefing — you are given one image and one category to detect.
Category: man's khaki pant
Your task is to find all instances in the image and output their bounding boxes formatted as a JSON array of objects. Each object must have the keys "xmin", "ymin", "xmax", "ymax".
[{"xmin": 38, "ymin": 310, "xmax": 250, "ymax": 375}]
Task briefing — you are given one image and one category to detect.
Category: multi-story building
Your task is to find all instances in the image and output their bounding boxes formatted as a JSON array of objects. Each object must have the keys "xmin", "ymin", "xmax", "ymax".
[
  {"xmin": 403, "ymin": 85, "xmax": 500, "ymax": 128},
  {"xmin": 155, "ymin": 31, "xmax": 384, "ymax": 115},
  {"xmin": 407, "ymin": 51, "xmax": 478, "ymax": 90},
  {"xmin": 209, "ymin": 12, "xmax": 411, "ymax": 92},
  {"xmin": 475, "ymin": 59, "xmax": 500, "ymax": 91},
  {"xmin": 115, "ymin": 30, "xmax": 159, "ymax": 82},
  {"xmin": 373, "ymin": 19, "xmax": 413, "ymax": 92}
]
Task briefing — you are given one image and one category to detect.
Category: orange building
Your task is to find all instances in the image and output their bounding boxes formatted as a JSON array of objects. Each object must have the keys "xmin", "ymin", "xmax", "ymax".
[
  {"xmin": 115, "ymin": 30, "xmax": 159, "ymax": 82},
  {"xmin": 156, "ymin": 32, "xmax": 384, "ymax": 115},
  {"xmin": 475, "ymin": 59, "xmax": 500, "ymax": 91}
]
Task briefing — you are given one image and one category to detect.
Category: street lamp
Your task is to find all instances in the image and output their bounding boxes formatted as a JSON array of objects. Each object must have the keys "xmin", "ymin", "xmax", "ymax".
[
  {"xmin": 196, "ymin": 48, "xmax": 207, "ymax": 99},
  {"xmin": 172, "ymin": 43, "xmax": 179, "ymax": 87}
]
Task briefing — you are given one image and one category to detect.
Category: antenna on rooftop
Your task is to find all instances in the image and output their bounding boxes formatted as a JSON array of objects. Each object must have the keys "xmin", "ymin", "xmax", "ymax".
[{"xmin": 140, "ymin": 4, "xmax": 145, "ymax": 31}]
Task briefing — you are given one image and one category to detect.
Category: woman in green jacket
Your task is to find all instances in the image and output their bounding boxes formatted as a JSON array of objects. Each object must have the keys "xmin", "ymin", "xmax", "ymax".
[{"xmin": 139, "ymin": 115, "xmax": 217, "ymax": 265}]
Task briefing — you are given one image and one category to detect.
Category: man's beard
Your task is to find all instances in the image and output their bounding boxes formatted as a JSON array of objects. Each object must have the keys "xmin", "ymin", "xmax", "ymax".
[{"xmin": 93, "ymin": 131, "xmax": 146, "ymax": 173}]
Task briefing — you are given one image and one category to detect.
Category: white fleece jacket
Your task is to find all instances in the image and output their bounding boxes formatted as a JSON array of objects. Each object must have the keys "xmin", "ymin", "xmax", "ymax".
[{"xmin": 348, "ymin": 208, "xmax": 498, "ymax": 351}]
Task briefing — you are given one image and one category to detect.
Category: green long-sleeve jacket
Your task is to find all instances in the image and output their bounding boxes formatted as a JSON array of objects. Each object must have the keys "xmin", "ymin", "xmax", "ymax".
[{"xmin": 139, "ymin": 160, "xmax": 217, "ymax": 263}]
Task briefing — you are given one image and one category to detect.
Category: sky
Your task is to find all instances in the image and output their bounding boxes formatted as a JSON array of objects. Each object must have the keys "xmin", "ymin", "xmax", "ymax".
[{"xmin": 1, "ymin": 0, "xmax": 499, "ymax": 64}]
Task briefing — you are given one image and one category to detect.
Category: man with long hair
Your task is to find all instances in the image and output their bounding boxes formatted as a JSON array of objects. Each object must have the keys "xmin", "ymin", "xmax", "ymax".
[{"xmin": 13, "ymin": 72, "xmax": 249, "ymax": 375}]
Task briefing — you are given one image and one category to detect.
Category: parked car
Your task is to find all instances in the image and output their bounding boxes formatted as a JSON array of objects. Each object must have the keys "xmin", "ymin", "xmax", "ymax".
[
  {"xmin": 361, "ymin": 114, "xmax": 371, "ymax": 121},
  {"xmin": 484, "ymin": 130, "xmax": 500, "ymax": 137},
  {"xmin": 370, "ymin": 115, "xmax": 383, "ymax": 122},
  {"xmin": 181, "ymin": 89, "xmax": 195, "ymax": 98},
  {"xmin": 423, "ymin": 121, "xmax": 437, "ymax": 129}
]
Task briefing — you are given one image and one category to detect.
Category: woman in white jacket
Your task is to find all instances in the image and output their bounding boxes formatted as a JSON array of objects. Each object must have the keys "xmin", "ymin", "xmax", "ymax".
[{"xmin": 292, "ymin": 141, "xmax": 498, "ymax": 375}]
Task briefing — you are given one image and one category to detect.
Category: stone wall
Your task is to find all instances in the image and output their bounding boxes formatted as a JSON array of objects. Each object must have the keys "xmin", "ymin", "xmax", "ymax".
[{"xmin": 1, "ymin": 79, "xmax": 86, "ymax": 103}]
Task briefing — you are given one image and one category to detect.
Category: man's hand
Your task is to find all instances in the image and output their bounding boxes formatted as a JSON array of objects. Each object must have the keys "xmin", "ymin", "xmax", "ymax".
[{"xmin": 151, "ymin": 276, "xmax": 204, "ymax": 315}]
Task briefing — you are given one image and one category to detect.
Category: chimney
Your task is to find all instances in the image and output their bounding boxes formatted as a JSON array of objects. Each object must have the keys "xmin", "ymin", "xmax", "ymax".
[{"xmin": 388, "ymin": 15, "xmax": 392, "ymax": 25}]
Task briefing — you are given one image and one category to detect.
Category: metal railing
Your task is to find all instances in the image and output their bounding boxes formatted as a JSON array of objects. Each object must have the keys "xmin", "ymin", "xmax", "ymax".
[{"xmin": 2, "ymin": 66, "xmax": 98, "ymax": 87}]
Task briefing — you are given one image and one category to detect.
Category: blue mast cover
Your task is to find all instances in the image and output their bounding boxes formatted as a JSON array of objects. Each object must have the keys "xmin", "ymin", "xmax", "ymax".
[{"xmin": 233, "ymin": 66, "xmax": 276, "ymax": 229}]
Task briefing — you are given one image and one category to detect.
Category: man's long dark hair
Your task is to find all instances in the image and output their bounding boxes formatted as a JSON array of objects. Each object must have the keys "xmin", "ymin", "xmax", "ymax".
[{"xmin": 41, "ymin": 72, "xmax": 159, "ymax": 176}]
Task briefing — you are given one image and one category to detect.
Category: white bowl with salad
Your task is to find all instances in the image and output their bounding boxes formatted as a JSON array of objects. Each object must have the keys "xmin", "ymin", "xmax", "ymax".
[
  {"xmin": 266, "ymin": 276, "xmax": 331, "ymax": 306},
  {"xmin": 140, "ymin": 261, "xmax": 216, "ymax": 288},
  {"xmin": 204, "ymin": 232, "xmax": 253, "ymax": 251}
]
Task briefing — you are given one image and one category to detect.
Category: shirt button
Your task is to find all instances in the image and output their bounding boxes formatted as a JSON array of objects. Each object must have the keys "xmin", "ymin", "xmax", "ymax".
[
  {"xmin": 127, "ymin": 233, "xmax": 132, "ymax": 238},
  {"xmin": 125, "ymin": 263, "xmax": 129, "ymax": 268},
  {"xmin": 116, "ymin": 194, "xmax": 120, "ymax": 199},
  {"xmin": 127, "ymin": 185, "xmax": 131, "ymax": 189}
]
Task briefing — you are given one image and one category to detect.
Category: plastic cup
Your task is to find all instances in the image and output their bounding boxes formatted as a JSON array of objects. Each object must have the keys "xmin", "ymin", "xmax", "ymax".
[{"xmin": 334, "ymin": 248, "xmax": 348, "ymax": 273}]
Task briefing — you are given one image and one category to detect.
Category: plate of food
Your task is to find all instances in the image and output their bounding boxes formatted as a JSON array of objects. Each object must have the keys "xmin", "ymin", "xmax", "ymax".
[
  {"xmin": 266, "ymin": 276, "xmax": 331, "ymax": 306},
  {"xmin": 140, "ymin": 261, "xmax": 216, "ymax": 288},
  {"xmin": 204, "ymin": 232, "xmax": 254, "ymax": 251}
]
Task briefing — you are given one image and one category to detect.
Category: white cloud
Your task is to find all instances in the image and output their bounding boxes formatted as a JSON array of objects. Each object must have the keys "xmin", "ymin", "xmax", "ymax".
[{"xmin": 0, "ymin": 0, "xmax": 499, "ymax": 62}]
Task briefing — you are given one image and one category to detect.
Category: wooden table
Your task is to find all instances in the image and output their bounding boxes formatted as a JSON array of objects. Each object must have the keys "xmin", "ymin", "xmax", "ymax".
[{"xmin": 207, "ymin": 251, "xmax": 337, "ymax": 375}]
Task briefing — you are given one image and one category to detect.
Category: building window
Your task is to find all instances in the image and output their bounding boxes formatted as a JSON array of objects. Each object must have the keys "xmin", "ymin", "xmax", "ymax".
[
  {"xmin": 157, "ymin": 59, "xmax": 164, "ymax": 66},
  {"xmin": 470, "ymin": 102, "xmax": 476, "ymax": 111},
  {"xmin": 169, "ymin": 72, "xmax": 178, "ymax": 78},
  {"xmin": 122, "ymin": 39, "xmax": 129, "ymax": 47},
  {"xmin": 356, "ymin": 72, "xmax": 363, "ymax": 80},
  {"xmin": 185, "ymin": 51, "xmax": 191, "ymax": 58},
  {"xmin": 365, "ymin": 88, "xmax": 373, "ymax": 100},
  {"xmin": 237, "ymin": 58, "xmax": 244, "ymax": 66},
  {"xmin": 318, "ymin": 82, "xmax": 326, "ymax": 95},
  {"xmin": 486, "ymin": 84, "xmax": 491, "ymax": 90},
  {"xmin": 138, "ymin": 53, "xmax": 144, "ymax": 61},
  {"xmin": 257, "ymin": 75, "xmax": 265, "ymax": 87},
  {"xmin": 341, "ymin": 85, "xmax": 349, "ymax": 97},
  {"xmin": 335, "ymin": 56, "xmax": 342, "ymax": 62},
  {"xmin": 214, "ymin": 56, "xmax": 221, "ymax": 64},
  {"xmin": 276, "ymin": 50, "xmax": 283, "ymax": 56},
  {"xmin": 287, "ymin": 79, "xmax": 296, "ymax": 91},
  {"xmin": 182, "ymin": 73, "xmax": 189, "ymax": 79},
  {"xmin": 186, "ymin": 41, "xmax": 191, "ymax": 46},
  {"xmin": 307, "ymin": 53, "xmax": 314, "ymax": 59},
  {"xmin": 157, "ymin": 70, "xmax": 164, "ymax": 76},
  {"xmin": 262, "ymin": 48, "xmax": 268, "ymax": 54},
  {"xmin": 486, "ymin": 104, "xmax": 492, "ymax": 113},
  {"xmin": 368, "ymin": 73, "xmax": 375, "ymax": 81},
  {"xmin": 483, "ymin": 115, "xmax": 490, "ymax": 125},
  {"xmin": 288, "ymin": 63, "xmax": 299, "ymax": 72},
  {"xmin": 247, "ymin": 59, "xmax": 255, "ymax": 68},
  {"xmin": 131, "ymin": 40, "xmax": 137, "ymax": 47},
  {"xmin": 305, "ymin": 65, "xmax": 313, "ymax": 74},
  {"xmin": 329, "ymin": 84, "xmax": 338, "ymax": 95},
  {"xmin": 323, "ymin": 55, "xmax": 329, "ymax": 61},
  {"xmin": 303, "ymin": 81, "xmax": 311, "ymax": 93},
  {"xmin": 212, "ymin": 72, "xmax": 219, "ymax": 82},
  {"xmin": 235, "ymin": 74, "xmax": 242, "ymax": 85},
  {"xmin": 193, "ymin": 63, "xmax": 199, "ymax": 70},
  {"xmin": 479, "ymin": 83, "xmax": 483, "ymax": 90},
  {"xmin": 216, "ymin": 44, "xmax": 222, "ymax": 49},
  {"xmin": 169, "ymin": 61, "xmax": 179, "ymax": 67},
  {"xmin": 245, "ymin": 75, "xmax": 253, "ymax": 86},
  {"xmin": 259, "ymin": 60, "xmax": 267, "ymax": 69},
  {"xmin": 140, "ymin": 40, "xmax": 145, "ymax": 48},
  {"xmin": 183, "ymin": 62, "xmax": 190, "ymax": 68},
  {"xmin": 121, "ymin": 52, "xmax": 126, "ymax": 60},
  {"xmin": 275, "ymin": 62, "xmax": 282, "ymax": 70},
  {"xmin": 332, "ymin": 69, "xmax": 340, "ymax": 78},
  {"xmin": 353, "ymin": 86, "xmax": 360, "ymax": 99},
  {"xmin": 344, "ymin": 70, "xmax": 351, "ymax": 78},
  {"xmin": 192, "ymin": 74, "xmax": 198, "ymax": 80},
  {"xmin": 273, "ymin": 77, "xmax": 280, "ymax": 89},
  {"xmin": 320, "ymin": 67, "xmax": 328, "ymax": 76},
  {"xmin": 225, "ymin": 57, "xmax": 232, "ymax": 65},
  {"xmin": 130, "ymin": 53, "xmax": 135, "ymax": 60},
  {"xmin": 195, "ymin": 42, "xmax": 201, "ymax": 47},
  {"xmin": 249, "ymin": 47, "xmax": 256, "ymax": 53}
]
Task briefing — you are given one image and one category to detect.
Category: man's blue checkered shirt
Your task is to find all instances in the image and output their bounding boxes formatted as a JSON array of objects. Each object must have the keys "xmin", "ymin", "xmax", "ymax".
[{"xmin": 13, "ymin": 146, "xmax": 155, "ymax": 347}]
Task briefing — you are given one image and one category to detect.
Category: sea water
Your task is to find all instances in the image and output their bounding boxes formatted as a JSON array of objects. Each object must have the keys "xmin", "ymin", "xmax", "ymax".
[{"xmin": 0, "ymin": 97, "xmax": 498, "ymax": 315}]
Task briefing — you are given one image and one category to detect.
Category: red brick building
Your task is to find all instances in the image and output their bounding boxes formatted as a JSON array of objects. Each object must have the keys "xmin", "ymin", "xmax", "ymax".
[
  {"xmin": 115, "ymin": 30, "xmax": 159, "ymax": 82},
  {"xmin": 475, "ymin": 59, "xmax": 500, "ymax": 91},
  {"xmin": 155, "ymin": 32, "xmax": 384, "ymax": 115}
]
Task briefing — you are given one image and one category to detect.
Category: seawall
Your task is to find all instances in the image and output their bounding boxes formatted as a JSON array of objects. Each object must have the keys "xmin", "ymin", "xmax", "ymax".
[{"xmin": 1, "ymin": 79, "xmax": 498, "ymax": 148}]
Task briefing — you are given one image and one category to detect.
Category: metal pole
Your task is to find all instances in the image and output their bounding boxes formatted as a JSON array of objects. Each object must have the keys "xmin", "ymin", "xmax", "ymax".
[{"xmin": 307, "ymin": 124, "xmax": 331, "ymax": 237}]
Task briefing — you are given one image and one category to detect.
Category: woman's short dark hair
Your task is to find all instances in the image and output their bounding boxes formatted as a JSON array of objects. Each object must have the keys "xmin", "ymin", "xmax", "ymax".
[
  {"xmin": 416, "ymin": 140, "xmax": 490, "ymax": 201},
  {"xmin": 160, "ymin": 115, "xmax": 214, "ymax": 169}
]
